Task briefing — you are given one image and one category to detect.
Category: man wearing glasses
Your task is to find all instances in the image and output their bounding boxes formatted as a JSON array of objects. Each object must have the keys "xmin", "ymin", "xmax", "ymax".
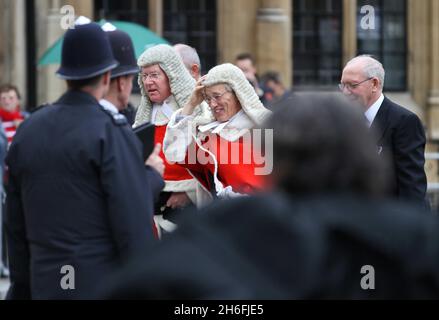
[
  {"xmin": 134, "ymin": 44, "xmax": 202, "ymax": 234},
  {"xmin": 340, "ymin": 55, "xmax": 427, "ymax": 208}
]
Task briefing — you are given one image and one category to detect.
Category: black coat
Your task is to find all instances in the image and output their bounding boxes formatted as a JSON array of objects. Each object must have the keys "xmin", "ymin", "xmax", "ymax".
[
  {"xmin": 101, "ymin": 193, "xmax": 439, "ymax": 299},
  {"xmin": 4, "ymin": 90, "xmax": 164, "ymax": 299},
  {"xmin": 370, "ymin": 97, "xmax": 427, "ymax": 206}
]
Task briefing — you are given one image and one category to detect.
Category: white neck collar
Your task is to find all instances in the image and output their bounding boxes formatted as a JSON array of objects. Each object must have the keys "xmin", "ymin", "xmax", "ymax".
[
  {"xmin": 365, "ymin": 94, "xmax": 384, "ymax": 127},
  {"xmin": 151, "ymin": 96, "xmax": 177, "ymax": 125},
  {"xmin": 99, "ymin": 99, "xmax": 119, "ymax": 114},
  {"xmin": 198, "ymin": 110, "xmax": 255, "ymax": 141}
]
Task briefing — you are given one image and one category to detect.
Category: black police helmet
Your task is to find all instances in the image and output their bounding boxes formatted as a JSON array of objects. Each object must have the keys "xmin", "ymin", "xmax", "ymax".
[
  {"xmin": 107, "ymin": 30, "xmax": 139, "ymax": 79},
  {"xmin": 56, "ymin": 23, "xmax": 119, "ymax": 80}
]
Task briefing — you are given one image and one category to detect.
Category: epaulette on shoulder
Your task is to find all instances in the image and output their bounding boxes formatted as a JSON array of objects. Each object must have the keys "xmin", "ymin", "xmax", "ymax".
[
  {"xmin": 112, "ymin": 113, "xmax": 128, "ymax": 126},
  {"xmin": 101, "ymin": 108, "xmax": 128, "ymax": 126}
]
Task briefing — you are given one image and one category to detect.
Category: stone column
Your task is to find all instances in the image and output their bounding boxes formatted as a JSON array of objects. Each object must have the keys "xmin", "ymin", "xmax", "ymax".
[
  {"xmin": 0, "ymin": 0, "xmax": 7, "ymax": 84},
  {"xmin": 62, "ymin": 0, "xmax": 93, "ymax": 18},
  {"xmin": 408, "ymin": 0, "xmax": 430, "ymax": 124},
  {"xmin": 36, "ymin": 3, "xmax": 67, "ymax": 105},
  {"xmin": 255, "ymin": 0, "xmax": 292, "ymax": 88},
  {"xmin": 413, "ymin": 0, "xmax": 439, "ymax": 189},
  {"xmin": 427, "ymin": 0, "xmax": 439, "ymax": 138},
  {"xmin": 342, "ymin": 0, "xmax": 357, "ymax": 66},
  {"xmin": 217, "ymin": 0, "xmax": 259, "ymax": 64},
  {"xmin": 36, "ymin": 0, "xmax": 93, "ymax": 105},
  {"xmin": 13, "ymin": 0, "xmax": 27, "ymax": 105},
  {"xmin": 0, "ymin": 0, "xmax": 27, "ymax": 104},
  {"xmin": 149, "ymin": 0, "xmax": 163, "ymax": 36}
]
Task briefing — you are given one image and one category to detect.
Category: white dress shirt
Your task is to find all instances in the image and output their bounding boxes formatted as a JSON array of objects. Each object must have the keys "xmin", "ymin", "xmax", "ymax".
[{"xmin": 364, "ymin": 94, "xmax": 384, "ymax": 127}]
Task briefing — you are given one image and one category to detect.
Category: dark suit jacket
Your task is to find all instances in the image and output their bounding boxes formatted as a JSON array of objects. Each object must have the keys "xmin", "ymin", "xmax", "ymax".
[{"xmin": 370, "ymin": 97, "xmax": 427, "ymax": 206}]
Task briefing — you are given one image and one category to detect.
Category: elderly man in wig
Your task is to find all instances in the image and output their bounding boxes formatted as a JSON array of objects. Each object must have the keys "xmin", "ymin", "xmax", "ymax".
[
  {"xmin": 163, "ymin": 63, "xmax": 272, "ymax": 206},
  {"xmin": 134, "ymin": 44, "xmax": 211, "ymax": 230}
]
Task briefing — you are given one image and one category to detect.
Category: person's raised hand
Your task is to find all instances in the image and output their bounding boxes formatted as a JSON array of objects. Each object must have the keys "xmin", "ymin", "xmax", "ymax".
[{"xmin": 182, "ymin": 76, "xmax": 206, "ymax": 116}]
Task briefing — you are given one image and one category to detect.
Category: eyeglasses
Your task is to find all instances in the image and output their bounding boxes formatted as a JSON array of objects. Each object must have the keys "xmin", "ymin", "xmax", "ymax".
[
  {"xmin": 203, "ymin": 90, "xmax": 230, "ymax": 104},
  {"xmin": 140, "ymin": 72, "xmax": 161, "ymax": 81},
  {"xmin": 338, "ymin": 77, "xmax": 373, "ymax": 91}
]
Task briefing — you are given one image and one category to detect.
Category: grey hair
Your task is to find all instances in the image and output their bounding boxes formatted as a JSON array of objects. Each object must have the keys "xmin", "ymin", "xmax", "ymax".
[
  {"xmin": 173, "ymin": 43, "xmax": 201, "ymax": 72},
  {"xmin": 347, "ymin": 55, "xmax": 385, "ymax": 89}
]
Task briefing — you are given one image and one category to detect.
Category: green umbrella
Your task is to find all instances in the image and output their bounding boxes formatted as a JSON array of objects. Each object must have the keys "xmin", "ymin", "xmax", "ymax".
[{"xmin": 38, "ymin": 19, "xmax": 170, "ymax": 66}]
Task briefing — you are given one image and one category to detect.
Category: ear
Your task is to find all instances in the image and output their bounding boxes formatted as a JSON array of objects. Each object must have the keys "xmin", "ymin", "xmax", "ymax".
[
  {"xmin": 102, "ymin": 71, "xmax": 111, "ymax": 86},
  {"xmin": 372, "ymin": 77, "xmax": 380, "ymax": 92},
  {"xmin": 117, "ymin": 76, "xmax": 124, "ymax": 92},
  {"xmin": 191, "ymin": 64, "xmax": 200, "ymax": 79}
]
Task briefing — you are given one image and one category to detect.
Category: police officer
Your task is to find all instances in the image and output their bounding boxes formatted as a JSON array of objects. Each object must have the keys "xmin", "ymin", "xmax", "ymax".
[
  {"xmin": 4, "ymin": 23, "xmax": 164, "ymax": 299},
  {"xmin": 100, "ymin": 29, "xmax": 138, "ymax": 115}
]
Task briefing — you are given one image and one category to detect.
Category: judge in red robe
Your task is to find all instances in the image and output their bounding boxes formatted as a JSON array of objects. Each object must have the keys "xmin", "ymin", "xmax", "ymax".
[
  {"xmin": 134, "ymin": 45, "xmax": 206, "ymax": 232},
  {"xmin": 163, "ymin": 63, "xmax": 272, "ymax": 207}
]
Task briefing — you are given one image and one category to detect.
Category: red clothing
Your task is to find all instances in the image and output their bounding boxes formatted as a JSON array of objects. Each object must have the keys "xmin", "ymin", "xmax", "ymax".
[
  {"xmin": 0, "ymin": 106, "xmax": 24, "ymax": 145},
  {"xmin": 154, "ymin": 124, "xmax": 194, "ymax": 183},
  {"xmin": 180, "ymin": 133, "xmax": 267, "ymax": 194}
]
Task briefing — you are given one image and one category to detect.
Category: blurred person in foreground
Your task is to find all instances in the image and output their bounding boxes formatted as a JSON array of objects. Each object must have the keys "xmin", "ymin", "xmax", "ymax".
[{"xmin": 101, "ymin": 93, "xmax": 439, "ymax": 299}]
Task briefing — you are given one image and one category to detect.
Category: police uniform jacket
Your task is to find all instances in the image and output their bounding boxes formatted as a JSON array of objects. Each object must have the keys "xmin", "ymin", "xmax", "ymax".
[{"xmin": 5, "ymin": 90, "xmax": 164, "ymax": 299}]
